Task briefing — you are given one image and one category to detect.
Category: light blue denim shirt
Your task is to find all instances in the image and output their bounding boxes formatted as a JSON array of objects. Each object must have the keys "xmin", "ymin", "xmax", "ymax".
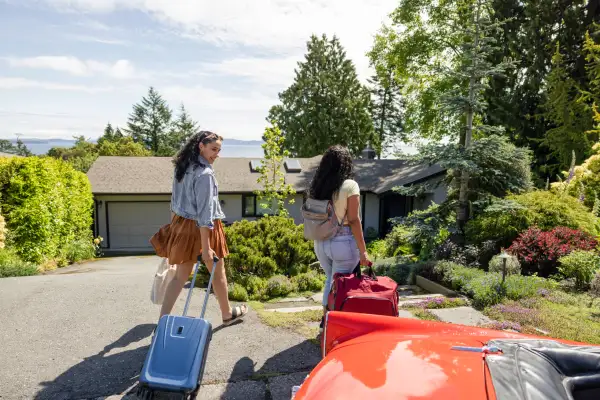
[{"xmin": 170, "ymin": 155, "xmax": 225, "ymax": 229}]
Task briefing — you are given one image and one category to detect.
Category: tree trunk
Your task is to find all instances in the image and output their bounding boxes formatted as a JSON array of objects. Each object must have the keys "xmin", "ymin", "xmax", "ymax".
[{"xmin": 457, "ymin": 0, "xmax": 481, "ymax": 238}]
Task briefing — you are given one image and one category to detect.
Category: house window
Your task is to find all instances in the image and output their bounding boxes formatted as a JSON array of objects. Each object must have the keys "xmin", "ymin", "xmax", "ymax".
[{"xmin": 242, "ymin": 194, "xmax": 277, "ymax": 217}]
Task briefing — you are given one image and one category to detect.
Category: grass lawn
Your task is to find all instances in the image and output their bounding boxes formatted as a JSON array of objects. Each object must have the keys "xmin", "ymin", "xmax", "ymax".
[
  {"xmin": 483, "ymin": 290, "xmax": 600, "ymax": 344},
  {"xmin": 249, "ymin": 301, "xmax": 322, "ymax": 344}
]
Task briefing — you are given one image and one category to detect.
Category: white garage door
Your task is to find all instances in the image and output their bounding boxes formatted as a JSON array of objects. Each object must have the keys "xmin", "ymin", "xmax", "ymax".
[{"xmin": 108, "ymin": 202, "xmax": 171, "ymax": 249}]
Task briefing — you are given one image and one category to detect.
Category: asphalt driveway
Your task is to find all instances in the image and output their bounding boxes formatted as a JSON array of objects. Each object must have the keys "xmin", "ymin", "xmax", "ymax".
[{"xmin": 0, "ymin": 256, "xmax": 320, "ymax": 400}]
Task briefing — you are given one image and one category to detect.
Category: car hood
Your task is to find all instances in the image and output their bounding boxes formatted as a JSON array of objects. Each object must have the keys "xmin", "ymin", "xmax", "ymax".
[{"xmin": 296, "ymin": 332, "xmax": 494, "ymax": 400}]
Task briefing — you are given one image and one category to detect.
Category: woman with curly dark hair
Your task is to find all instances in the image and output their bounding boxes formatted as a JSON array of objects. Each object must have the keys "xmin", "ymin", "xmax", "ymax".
[
  {"xmin": 150, "ymin": 131, "xmax": 248, "ymax": 325},
  {"xmin": 308, "ymin": 145, "xmax": 371, "ymax": 325}
]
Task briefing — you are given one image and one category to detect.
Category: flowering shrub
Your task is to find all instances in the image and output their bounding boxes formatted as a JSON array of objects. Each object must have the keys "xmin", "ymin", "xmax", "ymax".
[
  {"xmin": 484, "ymin": 320, "xmax": 523, "ymax": 332},
  {"xmin": 558, "ymin": 250, "xmax": 600, "ymax": 289},
  {"xmin": 489, "ymin": 304, "xmax": 541, "ymax": 326},
  {"xmin": 409, "ymin": 297, "xmax": 468, "ymax": 309},
  {"xmin": 508, "ymin": 226, "xmax": 598, "ymax": 276}
]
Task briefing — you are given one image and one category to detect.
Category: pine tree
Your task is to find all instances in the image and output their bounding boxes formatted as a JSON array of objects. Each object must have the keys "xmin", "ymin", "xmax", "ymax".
[
  {"xmin": 125, "ymin": 86, "xmax": 173, "ymax": 154},
  {"xmin": 162, "ymin": 104, "xmax": 199, "ymax": 155},
  {"xmin": 255, "ymin": 121, "xmax": 296, "ymax": 217},
  {"xmin": 368, "ymin": 67, "xmax": 404, "ymax": 158},
  {"xmin": 542, "ymin": 43, "xmax": 593, "ymax": 168},
  {"xmin": 268, "ymin": 34, "xmax": 374, "ymax": 157},
  {"xmin": 14, "ymin": 135, "xmax": 32, "ymax": 157}
]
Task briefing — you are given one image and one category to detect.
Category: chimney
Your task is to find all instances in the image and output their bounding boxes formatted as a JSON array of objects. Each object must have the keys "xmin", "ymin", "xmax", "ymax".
[{"xmin": 361, "ymin": 141, "xmax": 376, "ymax": 160}]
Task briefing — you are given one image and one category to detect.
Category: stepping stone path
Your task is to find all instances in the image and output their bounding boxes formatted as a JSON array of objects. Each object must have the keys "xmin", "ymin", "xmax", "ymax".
[{"xmin": 264, "ymin": 285, "xmax": 491, "ymax": 329}]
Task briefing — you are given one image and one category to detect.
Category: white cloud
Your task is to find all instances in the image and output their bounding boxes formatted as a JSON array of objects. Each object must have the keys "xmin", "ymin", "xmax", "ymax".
[
  {"xmin": 161, "ymin": 85, "xmax": 275, "ymax": 139},
  {"xmin": 0, "ymin": 77, "xmax": 113, "ymax": 93},
  {"xmin": 69, "ymin": 34, "xmax": 130, "ymax": 46},
  {"xmin": 42, "ymin": 0, "xmax": 392, "ymax": 77},
  {"xmin": 199, "ymin": 56, "xmax": 300, "ymax": 87},
  {"xmin": 5, "ymin": 56, "xmax": 140, "ymax": 79}
]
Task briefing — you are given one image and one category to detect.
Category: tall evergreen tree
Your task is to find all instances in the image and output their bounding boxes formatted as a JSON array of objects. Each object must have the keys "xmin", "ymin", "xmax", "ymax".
[
  {"xmin": 163, "ymin": 104, "xmax": 199, "ymax": 155},
  {"xmin": 385, "ymin": 0, "xmax": 516, "ymax": 240},
  {"xmin": 542, "ymin": 42, "xmax": 594, "ymax": 169},
  {"xmin": 125, "ymin": 86, "xmax": 173, "ymax": 154},
  {"xmin": 268, "ymin": 34, "xmax": 374, "ymax": 157},
  {"xmin": 368, "ymin": 66, "xmax": 404, "ymax": 158}
]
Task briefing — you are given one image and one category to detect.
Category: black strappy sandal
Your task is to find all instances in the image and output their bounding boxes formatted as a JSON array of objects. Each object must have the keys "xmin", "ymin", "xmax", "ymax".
[{"xmin": 222, "ymin": 304, "xmax": 248, "ymax": 326}]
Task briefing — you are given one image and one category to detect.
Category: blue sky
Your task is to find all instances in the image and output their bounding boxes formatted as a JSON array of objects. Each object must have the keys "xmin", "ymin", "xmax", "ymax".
[{"xmin": 0, "ymin": 0, "xmax": 394, "ymax": 141}]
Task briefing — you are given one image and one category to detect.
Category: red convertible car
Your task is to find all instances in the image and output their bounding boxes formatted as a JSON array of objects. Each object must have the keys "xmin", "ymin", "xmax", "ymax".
[{"xmin": 292, "ymin": 311, "xmax": 600, "ymax": 400}]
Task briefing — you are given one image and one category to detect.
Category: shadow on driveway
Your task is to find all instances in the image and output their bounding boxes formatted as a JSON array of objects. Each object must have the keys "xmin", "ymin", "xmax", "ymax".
[{"xmin": 34, "ymin": 324, "xmax": 155, "ymax": 400}]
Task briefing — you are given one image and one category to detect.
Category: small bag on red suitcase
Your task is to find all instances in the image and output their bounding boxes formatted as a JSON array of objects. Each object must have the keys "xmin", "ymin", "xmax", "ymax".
[{"xmin": 327, "ymin": 263, "xmax": 399, "ymax": 317}]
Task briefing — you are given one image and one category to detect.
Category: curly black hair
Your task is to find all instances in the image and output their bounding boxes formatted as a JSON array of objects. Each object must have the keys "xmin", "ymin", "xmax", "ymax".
[
  {"xmin": 173, "ymin": 130, "xmax": 223, "ymax": 181},
  {"xmin": 308, "ymin": 145, "xmax": 355, "ymax": 200}
]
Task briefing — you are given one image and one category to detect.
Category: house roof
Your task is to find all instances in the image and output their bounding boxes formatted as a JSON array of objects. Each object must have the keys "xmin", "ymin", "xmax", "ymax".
[
  {"xmin": 86, "ymin": 156, "xmax": 445, "ymax": 195},
  {"xmin": 0, "ymin": 152, "xmax": 21, "ymax": 157}
]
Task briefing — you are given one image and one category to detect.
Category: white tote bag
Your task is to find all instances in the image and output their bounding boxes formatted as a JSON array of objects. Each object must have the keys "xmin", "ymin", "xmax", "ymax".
[{"xmin": 150, "ymin": 258, "xmax": 177, "ymax": 305}]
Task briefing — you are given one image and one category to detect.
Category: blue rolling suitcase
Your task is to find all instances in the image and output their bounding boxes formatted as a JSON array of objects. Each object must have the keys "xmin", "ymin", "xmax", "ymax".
[{"xmin": 137, "ymin": 255, "xmax": 218, "ymax": 400}]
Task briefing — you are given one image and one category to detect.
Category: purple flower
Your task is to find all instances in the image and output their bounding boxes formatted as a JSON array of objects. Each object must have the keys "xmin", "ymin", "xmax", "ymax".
[{"xmin": 487, "ymin": 320, "xmax": 522, "ymax": 332}]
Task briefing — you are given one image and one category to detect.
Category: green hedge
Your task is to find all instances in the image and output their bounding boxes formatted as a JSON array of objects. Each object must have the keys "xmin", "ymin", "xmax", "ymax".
[{"xmin": 0, "ymin": 157, "xmax": 94, "ymax": 264}]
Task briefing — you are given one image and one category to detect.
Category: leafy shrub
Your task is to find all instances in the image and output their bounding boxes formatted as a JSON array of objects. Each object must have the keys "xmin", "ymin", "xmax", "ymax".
[
  {"xmin": 224, "ymin": 216, "xmax": 315, "ymax": 282},
  {"xmin": 367, "ymin": 239, "xmax": 388, "ymax": 259},
  {"xmin": 591, "ymin": 272, "xmax": 600, "ymax": 300},
  {"xmin": 558, "ymin": 250, "xmax": 600, "ymax": 289},
  {"xmin": 434, "ymin": 239, "xmax": 497, "ymax": 268},
  {"xmin": 228, "ymin": 283, "xmax": 249, "ymax": 302},
  {"xmin": 0, "ymin": 157, "xmax": 94, "ymax": 263},
  {"xmin": 243, "ymin": 276, "xmax": 269, "ymax": 300},
  {"xmin": 552, "ymin": 143, "xmax": 600, "ymax": 211},
  {"xmin": 266, "ymin": 274, "xmax": 295, "ymax": 298},
  {"xmin": 291, "ymin": 271, "xmax": 325, "ymax": 292},
  {"xmin": 466, "ymin": 191, "xmax": 599, "ymax": 247},
  {"xmin": 383, "ymin": 225, "xmax": 414, "ymax": 257},
  {"xmin": 465, "ymin": 273, "xmax": 504, "ymax": 308},
  {"xmin": 488, "ymin": 254, "xmax": 521, "ymax": 276},
  {"xmin": 433, "ymin": 260, "xmax": 557, "ymax": 308},
  {"xmin": 434, "ymin": 261, "xmax": 486, "ymax": 291},
  {"xmin": 0, "ymin": 248, "xmax": 39, "ymax": 277},
  {"xmin": 372, "ymin": 257, "xmax": 423, "ymax": 285},
  {"xmin": 0, "ymin": 212, "xmax": 6, "ymax": 249},
  {"xmin": 409, "ymin": 297, "xmax": 468, "ymax": 309},
  {"xmin": 503, "ymin": 274, "xmax": 557, "ymax": 301},
  {"xmin": 508, "ymin": 226, "xmax": 598, "ymax": 276},
  {"xmin": 61, "ymin": 238, "xmax": 97, "ymax": 264},
  {"xmin": 392, "ymin": 204, "xmax": 453, "ymax": 260}
]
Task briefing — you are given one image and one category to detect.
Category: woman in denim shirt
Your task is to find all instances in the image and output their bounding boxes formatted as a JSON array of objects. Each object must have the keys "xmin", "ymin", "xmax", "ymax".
[
  {"xmin": 309, "ymin": 145, "xmax": 371, "ymax": 331},
  {"xmin": 151, "ymin": 131, "xmax": 248, "ymax": 325}
]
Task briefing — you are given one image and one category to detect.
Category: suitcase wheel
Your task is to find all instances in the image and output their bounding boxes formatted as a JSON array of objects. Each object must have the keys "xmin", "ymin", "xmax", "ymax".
[{"xmin": 136, "ymin": 386, "xmax": 154, "ymax": 400}]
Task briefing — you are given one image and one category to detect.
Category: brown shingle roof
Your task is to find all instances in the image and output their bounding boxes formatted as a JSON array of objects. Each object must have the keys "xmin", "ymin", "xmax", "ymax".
[
  {"xmin": 86, "ymin": 156, "xmax": 444, "ymax": 195},
  {"xmin": 0, "ymin": 152, "xmax": 21, "ymax": 157}
]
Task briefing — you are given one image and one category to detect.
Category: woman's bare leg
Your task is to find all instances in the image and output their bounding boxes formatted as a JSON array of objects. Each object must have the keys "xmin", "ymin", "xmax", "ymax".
[
  {"xmin": 207, "ymin": 258, "xmax": 236, "ymax": 319},
  {"xmin": 159, "ymin": 261, "xmax": 194, "ymax": 318}
]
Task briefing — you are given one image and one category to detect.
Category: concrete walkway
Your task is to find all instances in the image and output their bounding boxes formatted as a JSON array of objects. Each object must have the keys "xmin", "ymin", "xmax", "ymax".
[{"xmin": 0, "ymin": 256, "xmax": 320, "ymax": 400}]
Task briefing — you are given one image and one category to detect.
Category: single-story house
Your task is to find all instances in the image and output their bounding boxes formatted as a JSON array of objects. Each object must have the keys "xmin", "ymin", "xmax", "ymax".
[
  {"xmin": 0, "ymin": 152, "xmax": 22, "ymax": 157},
  {"xmin": 86, "ymin": 153, "xmax": 447, "ymax": 253}
]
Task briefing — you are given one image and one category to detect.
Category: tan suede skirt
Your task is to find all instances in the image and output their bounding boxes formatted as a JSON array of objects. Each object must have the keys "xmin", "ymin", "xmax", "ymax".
[{"xmin": 150, "ymin": 215, "xmax": 229, "ymax": 264}]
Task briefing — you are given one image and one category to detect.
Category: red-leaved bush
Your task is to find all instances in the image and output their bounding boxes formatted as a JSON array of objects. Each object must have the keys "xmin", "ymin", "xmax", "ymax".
[{"xmin": 508, "ymin": 226, "xmax": 598, "ymax": 276}]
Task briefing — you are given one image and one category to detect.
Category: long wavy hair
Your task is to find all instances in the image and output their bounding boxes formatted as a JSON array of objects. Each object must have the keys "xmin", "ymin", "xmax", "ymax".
[
  {"xmin": 173, "ymin": 130, "xmax": 223, "ymax": 182},
  {"xmin": 308, "ymin": 145, "xmax": 355, "ymax": 200}
]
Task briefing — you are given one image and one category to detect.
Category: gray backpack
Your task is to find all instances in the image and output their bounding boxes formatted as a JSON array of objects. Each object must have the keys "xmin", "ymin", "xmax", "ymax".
[{"xmin": 301, "ymin": 197, "xmax": 342, "ymax": 241}]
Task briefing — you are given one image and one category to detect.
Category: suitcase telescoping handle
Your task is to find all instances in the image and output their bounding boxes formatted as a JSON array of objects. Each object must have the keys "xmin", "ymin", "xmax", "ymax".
[{"xmin": 182, "ymin": 254, "xmax": 220, "ymax": 319}]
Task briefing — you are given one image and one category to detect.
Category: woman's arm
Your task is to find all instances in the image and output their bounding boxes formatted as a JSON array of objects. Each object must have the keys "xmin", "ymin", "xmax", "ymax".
[
  {"xmin": 346, "ymin": 194, "xmax": 370, "ymax": 264},
  {"xmin": 194, "ymin": 174, "xmax": 216, "ymax": 263}
]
